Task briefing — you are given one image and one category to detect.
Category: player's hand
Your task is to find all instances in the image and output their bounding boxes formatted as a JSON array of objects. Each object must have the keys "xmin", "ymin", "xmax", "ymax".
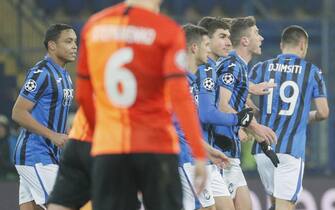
[
  {"xmin": 260, "ymin": 141, "xmax": 280, "ymax": 167},
  {"xmin": 193, "ymin": 159, "xmax": 207, "ymax": 195},
  {"xmin": 49, "ymin": 132, "xmax": 68, "ymax": 148},
  {"xmin": 238, "ymin": 128, "xmax": 248, "ymax": 142},
  {"xmin": 207, "ymin": 147, "xmax": 230, "ymax": 169},
  {"xmin": 250, "ymin": 81, "xmax": 277, "ymax": 95},
  {"xmin": 250, "ymin": 123, "xmax": 277, "ymax": 145},
  {"xmin": 237, "ymin": 108, "xmax": 254, "ymax": 127}
]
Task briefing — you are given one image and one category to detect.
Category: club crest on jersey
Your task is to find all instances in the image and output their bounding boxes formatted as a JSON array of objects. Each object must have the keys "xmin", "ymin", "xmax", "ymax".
[
  {"xmin": 222, "ymin": 73, "xmax": 235, "ymax": 85},
  {"xmin": 203, "ymin": 78, "xmax": 215, "ymax": 91},
  {"xmin": 62, "ymin": 89, "xmax": 74, "ymax": 106},
  {"xmin": 24, "ymin": 79, "xmax": 37, "ymax": 92}
]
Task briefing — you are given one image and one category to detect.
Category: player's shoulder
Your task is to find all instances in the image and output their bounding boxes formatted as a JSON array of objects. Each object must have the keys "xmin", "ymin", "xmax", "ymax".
[
  {"xmin": 197, "ymin": 63, "xmax": 216, "ymax": 79},
  {"xmin": 27, "ymin": 59, "xmax": 50, "ymax": 76},
  {"xmin": 82, "ymin": 3, "xmax": 126, "ymax": 33}
]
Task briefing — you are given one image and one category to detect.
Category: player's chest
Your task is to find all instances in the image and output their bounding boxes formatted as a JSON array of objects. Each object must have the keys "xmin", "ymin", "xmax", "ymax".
[{"xmin": 47, "ymin": 73, "xmax": 74, "ymax": 107}]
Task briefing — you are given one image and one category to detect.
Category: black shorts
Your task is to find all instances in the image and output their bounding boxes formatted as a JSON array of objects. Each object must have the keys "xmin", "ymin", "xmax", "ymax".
[
  {"xmin": 92, "ymin": 154, "xmax": 183, "ymax": 210},
  {"xmin": 47, "ymin": 139, "xmax": 92, "ymax": 209}
]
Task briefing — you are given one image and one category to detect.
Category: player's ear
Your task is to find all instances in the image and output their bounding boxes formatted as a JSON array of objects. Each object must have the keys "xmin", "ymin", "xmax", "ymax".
[
  {"xmin": 191, "ymin": 43, "xmax": 198, "ymax": 54},
  {"xmin": 280, "ymin": 42, "xmax": 283, "ymax": 51},
  {"xmin": 48, "ymin": 41, "xmax": 57, "ymax": 51},
  {"xmin": 241, "ymin": 36, "xmax": 249, "ymax": 47}
]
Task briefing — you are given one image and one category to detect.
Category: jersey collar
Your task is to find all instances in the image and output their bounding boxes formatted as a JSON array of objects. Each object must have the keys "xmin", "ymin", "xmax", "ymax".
[
  {"xmin": 277, "ymin": 53, "xmax": 301, "ymax": 59},
  {"xmin": 44, "ymin": 55, "xmax": 67, "ymax": 73},
  {"xmin": 228, "ymin": 51, "xmax": 248, "ymax": 66}
]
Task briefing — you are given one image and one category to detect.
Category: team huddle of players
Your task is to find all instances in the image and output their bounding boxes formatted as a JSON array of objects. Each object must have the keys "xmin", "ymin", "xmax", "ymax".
[{"xmin": 12, "ymin": 1, "xmax": 329, "ymax": 210}]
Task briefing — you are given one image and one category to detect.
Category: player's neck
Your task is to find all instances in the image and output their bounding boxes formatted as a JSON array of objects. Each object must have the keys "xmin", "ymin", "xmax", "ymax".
[
  {"xmin": 47, "ymin": 53, "xmax": 66, "ymax": 68},
  {"xmin": 235, "ymin": 47, "xmax": 251, "ymax": 64},
  {"xmin": 186, "ymin": 54, "xmax": 197, "ymax": 74},
  {"xmin": 125, "ymin": 0, "xmax": 160, "ymax": 13},
  {"xmin": 208, "ymin": 53, "xmax": 219, "ymax": 62},
  {"xmin": 281, "ymin": 48, "xmax": 302, "ymax": 58}
]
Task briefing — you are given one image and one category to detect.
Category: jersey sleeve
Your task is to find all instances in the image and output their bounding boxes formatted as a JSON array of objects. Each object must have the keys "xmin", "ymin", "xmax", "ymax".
[
  {"xmin": 216, "ymin": 60, "xmax": 239, "ymax": 92},
  {"xmin": 19, "ymin": 68, "xmax": 49, "ymax": 103},
  {"xmin": 197, "ymin": 65, "xmax": 238, "ymax": 126},
  {"xmin": 77, "ymin": 28, "xmax": 90, "ymax": 79},
  {"xmin": 249, "ymin": 62, "xmax": 263, "ymax": 84},
  {"xmin": 163, "ymin": 26, "xmax": 187, "ymax": 78},
  {"xmin": 312, "ymin": 67, "xmax": 327, "ymax": 98}
]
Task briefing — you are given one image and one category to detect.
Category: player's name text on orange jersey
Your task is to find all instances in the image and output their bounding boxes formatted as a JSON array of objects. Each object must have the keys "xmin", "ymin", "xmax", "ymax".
[{"xmin": 91, "ymin": 24, "xmax": 156, "ymax": 45}]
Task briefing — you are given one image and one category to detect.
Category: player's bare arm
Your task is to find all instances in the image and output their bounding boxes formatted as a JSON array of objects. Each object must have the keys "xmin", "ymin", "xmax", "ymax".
[
  {"xmin": 309, "ymin": 97, "xmax": 329, "ymax": 123},
  {"xmin": 12, "ymin": 96, "xmax": 68, "ymax": 147}
]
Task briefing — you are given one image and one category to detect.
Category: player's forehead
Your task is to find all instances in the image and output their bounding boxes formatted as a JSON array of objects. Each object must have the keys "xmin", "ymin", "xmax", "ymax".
[
  {"xmin": 213, "ymin": 28, "xmax": 230, "ymax": 37},
  {"xmin": 58, "ymin": 29, "xmax": 77, "ymax": 41}
]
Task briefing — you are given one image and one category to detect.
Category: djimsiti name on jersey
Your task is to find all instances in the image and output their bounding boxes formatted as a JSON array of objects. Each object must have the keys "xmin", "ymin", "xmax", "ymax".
[{"xmin": 268, "ymin": 63, "xmax": 302, "ymax": 74}]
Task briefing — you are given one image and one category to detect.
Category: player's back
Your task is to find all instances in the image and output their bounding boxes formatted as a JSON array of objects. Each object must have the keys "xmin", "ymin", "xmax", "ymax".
[
  {"xmin": 250, "ymin": 54, "xmax": 327, "ymax": 158},
  {"xmin": 82, "ymin": 3, "xmax": 185, "ymax": 155}
]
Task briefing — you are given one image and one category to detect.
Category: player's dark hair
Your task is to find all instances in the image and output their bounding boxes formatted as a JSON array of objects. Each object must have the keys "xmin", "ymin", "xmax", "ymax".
[
  {"xmin": 281, "ymin": 25, "xmax": 309, "ymax": 47},
  {"xmin": 182, "ymin": 24, "xmax": 208, "ymax": 48},
  {"xmin": 197, "ymin": 16, "xmax": 230, "ymax": 37},
  {"xmin": 44, "ymin": 23, "xmax": 74, "ymax": 50},
  {"xmin": 230, "ymin": 16, "xmax": 256, "ymax": 47}
]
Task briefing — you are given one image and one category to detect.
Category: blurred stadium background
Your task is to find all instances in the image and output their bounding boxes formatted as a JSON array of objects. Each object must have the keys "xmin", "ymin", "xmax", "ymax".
[{"xmin": 0, "ymin": 0, "xmax": 334, "ymax": 209}]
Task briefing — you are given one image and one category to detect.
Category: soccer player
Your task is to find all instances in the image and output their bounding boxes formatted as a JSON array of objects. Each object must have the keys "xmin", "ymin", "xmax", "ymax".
[
  {"xmin": 250, "ymin": 25, "xmax": 329, "ymax": 210},
  {"xmin": 215, "ymin": 16, "xmax": 277, "ymax": 210},
  {"xmin": 47, "ymin": 108, "xmax": 93, "ymax": 210},
  {"xmin": 196, "ymin": 16, "xmax": 238, "ymax": 210},
  {"xmin": 11, "ymin": 24, "xmax": 77, "ymax": 210},
  {"xmin": 179, "ymin": 24, "xmax": 253, "ymax": 210},
  {"xmin": 75, "ymin": 1, "xmax": 208, "ymax": 210}
]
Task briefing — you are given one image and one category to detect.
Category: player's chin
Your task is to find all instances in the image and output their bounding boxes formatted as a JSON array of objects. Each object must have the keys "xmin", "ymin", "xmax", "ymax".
[{"xmin": 66, "ymin": 56, "xmax": 76, "ymax": 62}]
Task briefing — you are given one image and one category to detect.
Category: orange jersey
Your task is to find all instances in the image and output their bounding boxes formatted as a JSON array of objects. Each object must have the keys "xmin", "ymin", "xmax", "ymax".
[
  {"xmin": 68, "ymin": 108, "xmax": 93, "ymax": 142},
  {"xmin": 77, "ymin": 3, "xmax": 205, "ymax": 158}
]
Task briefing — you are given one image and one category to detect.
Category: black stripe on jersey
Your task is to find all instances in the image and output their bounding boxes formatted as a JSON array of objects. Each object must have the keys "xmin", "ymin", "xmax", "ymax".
[
  {"xmin": 53, "ymin": 70, "xmax": 65, "ymax": 133},
  {"xmin": 22, "ymin": 60, "xmax": 47, "ymax": 96},
  {"xmin": 250, "ymin": 63, "xmax": 261, "ymax": 81},
  {"xmin": 45, "ymin": 65, "xmax": 59, "ymax": 131},
  {"xmin": 233, "ymin": 68, "xmax": 247, "ymax": 111},
  {"xmin": 258, "ymin": 61, "xmax": 268, "ymax": 123},
  {"xmin": 314, "ymin": 73, "xmax": 324, "ymax": 96},
  {"xmin": 274, "ymin": 58, "xmax": 301, "ymax": 153},
  {"xmin": 285, "ymin": 62, "xmax": 312, "ymax": 154},
  {"xmin": 195, "ymin": 68, "xmax": 201, "ymax": 88},
  {"xmin": 19, "ymin": 131, "xmax": 31, "ymax": 165},
  {"xmin": 34, "ymin": 75, "xmax": 49, "ymax": 101},
  {"xmin": 44, "ymin": 65, "xmax": 61, "ymax": 164},
  {"xmin": 205, "ymin": 63, "xmax": 214, "ymax": 78},
  {"xmin": 271, "ymin": 58, "xmax": 295, "ymax": 131}
]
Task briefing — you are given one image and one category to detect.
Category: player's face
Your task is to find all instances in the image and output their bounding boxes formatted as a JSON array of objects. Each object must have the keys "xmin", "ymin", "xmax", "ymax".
[
  {"xmin": 210, "ymin": 28, "xmax": 232, "ymax": 57},
  {"xmin": 196, "ymin": 35, "xmax": 211, "ymax": 65},
  {"xmin": 247, "ymin": 25, "xmax": 263, "ymax": 55},
  {"xmin": 54, "ymin": 29, "xmax": 77, "ymax": 63}
]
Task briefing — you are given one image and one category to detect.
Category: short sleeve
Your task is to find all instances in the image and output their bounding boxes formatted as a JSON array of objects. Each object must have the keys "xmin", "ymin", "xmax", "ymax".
[
  {"xmin": 217, "ymin": 61, "xmax": 239, "ymax": 92},
  {"xmin": 163, "ymin": 26, "xmax": 187, "ymax": 78},
  {"xmin": 312, "ymin": 67, "xmax": 327, "ymax": 98},
  {"xmin": 19, "ymin": 68, "xmax": 49, "ymax": 103},
  {"xmin": 249, "ymin": 62, "xmax": 263, "ymax": 84}
]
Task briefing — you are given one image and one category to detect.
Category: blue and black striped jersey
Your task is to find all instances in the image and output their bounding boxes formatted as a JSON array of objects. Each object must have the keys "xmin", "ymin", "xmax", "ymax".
[
  {"xmin": 214, "ymin": 51, "xmax": 249, "ymax": 158},
  {"xmin": 249, "ymin": 54, "xmax": 327, "ymax": 159},
  {"xmin": 196, "ymin": 57, "xmax": 237, "ymax": 146},
  {"xmin": 175, "ymin": 72, "xmax": 199, "ymax": 165},
  {"xmin": 14, "ymin": 56, "xmax": 74, "ymax": 166}
]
